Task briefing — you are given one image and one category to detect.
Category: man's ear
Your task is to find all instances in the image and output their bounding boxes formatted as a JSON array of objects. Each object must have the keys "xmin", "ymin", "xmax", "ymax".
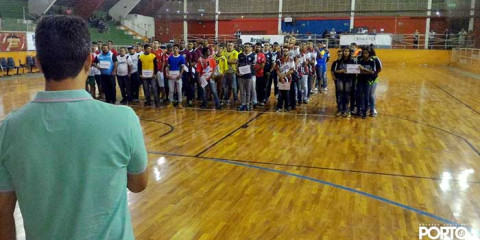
[
  {"xmin": 35, "ymin": 56, "xmax": 43, "ymax": 73},
  {"xmin": 84, "ymin": 54, "xmax": 92, "ymax": 72}
]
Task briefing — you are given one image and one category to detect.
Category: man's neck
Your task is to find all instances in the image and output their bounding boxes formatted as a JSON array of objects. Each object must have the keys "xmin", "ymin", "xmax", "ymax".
[{"xmin": 45, "ymin": 76, "xmax": 85, "ymax": 91}]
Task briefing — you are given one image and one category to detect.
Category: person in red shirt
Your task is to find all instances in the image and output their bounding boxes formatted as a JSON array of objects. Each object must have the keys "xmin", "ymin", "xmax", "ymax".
[
  {"xmin": 153, "ymin": 41, "xmax": 166, "ymax": 101},
  {"xmin": 253, "ymin": 42, "xmax": 266, "ymax": 106},
  {"xmin": 196, "ymin": 47, "xmax": 221, "ymax": 109},
  {"xmin": 95, "ymin": 40, "xmax": 103, "ymax": 55},
  {"xmin": 107, "ymin": 40, "xmax": 118, "ymax": 56}
]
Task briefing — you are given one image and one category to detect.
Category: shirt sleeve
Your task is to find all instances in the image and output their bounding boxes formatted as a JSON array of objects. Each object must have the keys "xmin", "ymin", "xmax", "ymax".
[
  {"xmin": 138, "ymin": 57, "xmax": 143, "ymax": 74},
  {"xmin": 94, "ymin": 56, "xmax": 99, "ymax": 64},
  {"xmin": 127, "ymin": 111, "xmax": 148, "ymax": 174},
  {"xmin": 153, "ymin": 57, "xmax": 158, "ymax": 73},
  {"xmin": 0, "ymin": 118, "xmax": 14, "ymax": 191},
  {"xmin": 112, "ymin": 55, "xmax": 118, "ymax": 62}
]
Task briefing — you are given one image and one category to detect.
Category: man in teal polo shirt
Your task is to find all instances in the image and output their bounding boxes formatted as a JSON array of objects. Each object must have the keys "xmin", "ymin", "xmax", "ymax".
[{"xmin": 0, "ymin": 16, "xmax": 148, "ymax": 239}]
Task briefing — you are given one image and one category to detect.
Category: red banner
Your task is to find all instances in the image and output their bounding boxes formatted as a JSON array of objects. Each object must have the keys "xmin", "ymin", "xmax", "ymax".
[{"xmin": 0, "ymin": 32, "xmax": 27, "ymax": 52}]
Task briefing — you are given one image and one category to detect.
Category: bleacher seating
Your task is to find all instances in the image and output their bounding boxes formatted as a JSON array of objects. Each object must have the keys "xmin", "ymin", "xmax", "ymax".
[{"xmin": 0, "ymin": 0, "xmax": 30, "ymax": 20}]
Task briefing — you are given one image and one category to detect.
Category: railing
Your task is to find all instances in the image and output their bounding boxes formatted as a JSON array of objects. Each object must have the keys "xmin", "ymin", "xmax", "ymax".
[
  {"xmin": 452, "ymin": 48, "xmax": 480, "ymax": 71},
  {"xmin": 391, "ymin": 34, "xmax": 475, "ymax": 50},
  {"xmin": 168, "ymin": 33, "xmax": 476, "ymax": 51},
  {"xmin": 121, "ymin": 20, "xmax": 151, "ymax": 39},
  {"xmin": 0, "ymin": 19, "xmax": 36, "ymax": 32}
]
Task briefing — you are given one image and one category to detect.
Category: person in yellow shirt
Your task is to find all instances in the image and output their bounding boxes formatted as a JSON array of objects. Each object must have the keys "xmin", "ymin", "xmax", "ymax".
[
  {"xmin": 223, "ymin": 42, "xmax": 239, "ymax": 104},
  {"xmin": 214, "ymin": 44, "xmax": 229, "ymax": 102}
]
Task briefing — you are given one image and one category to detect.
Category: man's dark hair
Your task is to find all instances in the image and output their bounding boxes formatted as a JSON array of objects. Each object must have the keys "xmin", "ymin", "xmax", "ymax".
[
  {"xmin": 144, "ymin": 44, "xmax": 151, "ymax": 49},
  {"xmin": 107, "ymin": 40, "xmax": 113, "ymax": 44},
  {"xmin": 173, "ymin": 44, "xmax": 179, "ymax": 48},
  {"xmin": 35, "ymin": 15, "xmax": 90, "ymax": 81},
  {"xmin": 202, "ymin": 47, "xmax": 210, "ymax": 56}
]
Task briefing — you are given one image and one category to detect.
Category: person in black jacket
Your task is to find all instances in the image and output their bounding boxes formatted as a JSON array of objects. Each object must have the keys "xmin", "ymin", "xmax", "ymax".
[
  {"xmin": 356, "ymin": 47, "xmax": 377, "ymax": 119},
  {"xmin": 334, "ymin": 47, "xmax": 356, "ymax": 118},
  {"xmin": 331, "ymin": 49, "xmax": 343, "ymax": 116}
]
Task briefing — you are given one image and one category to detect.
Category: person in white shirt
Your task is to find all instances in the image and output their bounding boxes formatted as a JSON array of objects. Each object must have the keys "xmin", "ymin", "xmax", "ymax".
[
  {"xmin": 128, "ymin": 46, "xmax": 141, "ymax": 102},
  {"xmin": 458, "ymin": 29, "xmax": 467, "ymax": 46},
  {"xmin": 90, "ymin": 42, "xmax": 102, "ymax": 99},
  {"xmin": 116, "ymin": 47, "xmax": 133, "ymax": 104}
]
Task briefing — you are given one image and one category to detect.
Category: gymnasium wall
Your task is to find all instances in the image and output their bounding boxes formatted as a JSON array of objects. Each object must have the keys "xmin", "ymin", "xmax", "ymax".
[
  {"xmin": 0, "ymin": 51, "xmax": 36, "ymax": 65},
  {"xmin": 218, "ymin": 18, "xmax": 278, "ymax": 35},
  {"xmin": 153, "ymin": 16, "xmax": 451, "ymax": 40},
  {"xmin": 328, "ymin": 48, "xmax": 452, "ymax": 66},
  {"xmin": 282, "ymin": 18, "xmax": 350, "ymax": 34}
]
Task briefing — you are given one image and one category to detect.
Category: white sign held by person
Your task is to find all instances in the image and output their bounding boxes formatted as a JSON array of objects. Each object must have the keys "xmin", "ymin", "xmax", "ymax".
[
  {"xmin": 240, "ymin": 35, "xmax": 284, "ymax": 45},
  {"xmin": 340, "ymin": 34, "xmax": 392, "ymax": 46},
  {"xmin": 27, "ymin": 32, "xmax": 36, "ymax": 51}
]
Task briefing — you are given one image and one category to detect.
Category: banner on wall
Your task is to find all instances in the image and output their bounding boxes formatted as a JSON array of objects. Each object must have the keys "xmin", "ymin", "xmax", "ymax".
[
  {"xmin": 0, "ymin": 32, "xmax": 27, "ymax": 52},
  {"xmin": 240, "ymin": 35, "xmax": 285, "ymax": 45},
  {"xmin": 340, "ymin": 34, "xmax": 392, "ymax": 46},
  {"xmin": 27, "ymin": 32, "xmax": 36, "ymax": 51}
]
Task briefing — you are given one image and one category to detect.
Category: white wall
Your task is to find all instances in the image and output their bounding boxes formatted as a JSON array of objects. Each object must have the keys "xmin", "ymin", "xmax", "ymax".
[
  {"xmin": 122, "ymin": 14, "xmax": 155, "ymax": 38},
  {"xmin": 108, "ymin": 0, "xmax": 141, "ymax": 21}
]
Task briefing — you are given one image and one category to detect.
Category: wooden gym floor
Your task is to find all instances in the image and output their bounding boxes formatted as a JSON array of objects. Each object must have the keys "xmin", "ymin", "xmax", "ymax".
[{"xmin": 2, "ymin": 65, "xmax": 480, "ymax": 239}]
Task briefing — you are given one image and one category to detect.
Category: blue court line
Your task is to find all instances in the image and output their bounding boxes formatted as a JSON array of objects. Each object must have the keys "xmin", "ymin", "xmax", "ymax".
[
  {"xmin": 209, "ymin": 157, "xmax": 461, "ymax": 226},
  {"xmin": 149, "ymin": 150, "xmax": 463, "ymax": 226}
]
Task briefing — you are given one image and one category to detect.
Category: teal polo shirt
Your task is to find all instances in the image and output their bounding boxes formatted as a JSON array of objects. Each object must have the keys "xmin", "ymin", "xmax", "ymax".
[{"xmin": 0, "ymin": 90, "xmax": 147, "ymax": 239}]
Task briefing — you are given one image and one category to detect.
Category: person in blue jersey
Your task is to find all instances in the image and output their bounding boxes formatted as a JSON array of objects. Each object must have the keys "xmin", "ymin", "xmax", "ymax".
[
  {"xmin": 315, "ymin": 42, "xmax": 330, "ymax": 93},
  {"xmin": 94, "ymin": 44, "xmax": 118, "ymax": 104},
  {"xmin": 166, "ymin": 44, "xmax": 186, "ymax": 109}
]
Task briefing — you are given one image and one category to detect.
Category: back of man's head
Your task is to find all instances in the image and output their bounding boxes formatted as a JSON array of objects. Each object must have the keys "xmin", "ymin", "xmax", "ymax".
[{"xmin": 35, "ymin": 15, "xmax": 90, "ymax": 81}]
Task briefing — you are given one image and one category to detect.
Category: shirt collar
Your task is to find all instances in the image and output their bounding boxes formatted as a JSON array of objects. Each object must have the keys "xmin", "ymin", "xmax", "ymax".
[{"xmin": 33, "ymin": 90, "xmax": 93, "ymax": 103}]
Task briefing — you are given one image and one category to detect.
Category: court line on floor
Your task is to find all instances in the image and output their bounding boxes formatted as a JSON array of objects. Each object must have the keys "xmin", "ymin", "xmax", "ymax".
[
  {"xmin": 434, "ymin": 84, "xmax": 480, "ymax": 115},
  {"xmin": 147, "ymin": 150, "xmax": 462, "ymax": 226},
  {"xmin": 194, "ymin": 110, "xmax": 267, "ymax": 157},
  {"xmin": 140, "ymin": 119, "xmax": 175, "ymax": 138},
  {"xmin": 149, "ymin": 150, "xmax": 480, "ymax": 184},
  {"xmin": 176, "ymin": 106, "xmax": 480, "ymax": 158},
  {"xmin": 134, "ymin": 103, "xmax": 480, "ymax": 159}
]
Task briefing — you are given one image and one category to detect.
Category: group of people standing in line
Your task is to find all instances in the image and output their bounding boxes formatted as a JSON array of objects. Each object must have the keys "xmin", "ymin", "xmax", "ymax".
[{"xmin": 86, "ymin": 36, "xmax": 381, "ymax": 118}]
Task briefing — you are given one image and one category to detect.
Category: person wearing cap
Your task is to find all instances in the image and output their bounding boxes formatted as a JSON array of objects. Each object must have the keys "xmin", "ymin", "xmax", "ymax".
[{"xmin": 128, "ymin": 45, "xmax": 141, "ymax": 102}]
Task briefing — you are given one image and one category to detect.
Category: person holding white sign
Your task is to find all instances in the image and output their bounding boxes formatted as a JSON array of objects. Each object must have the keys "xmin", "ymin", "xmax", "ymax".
[
  {"xmin": 275, "ymin": 46, "xmax": 295, "ymax": 112},
  {"xmin": 196, "ymin": 47, "xmax": 221, "ymax": 109},
  {"xmin": 138, "ymin": 44, "xmax": 159, "ymax": 107},
  {"xmin": 236, "ymin": 43, "xmax": 256, "ymax": 111},
  {"xmin": 166, "ymin": 44, "xmax": 186, "ymax": 109},
  {"xmin": 334, "ymin": 47, "xmax": 356, "ymax": 118},
  {"xmin": 94, "ymin": 44, "xmax": 118, "ymax": 104}
]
